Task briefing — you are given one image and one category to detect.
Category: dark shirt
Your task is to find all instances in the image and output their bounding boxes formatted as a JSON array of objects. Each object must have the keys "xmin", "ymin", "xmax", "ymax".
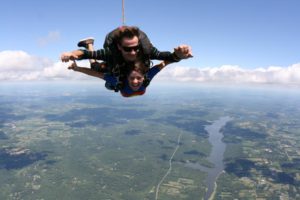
[{"xmin": 80, "ymin": 47, "xmax": 180, "ymax": 69}]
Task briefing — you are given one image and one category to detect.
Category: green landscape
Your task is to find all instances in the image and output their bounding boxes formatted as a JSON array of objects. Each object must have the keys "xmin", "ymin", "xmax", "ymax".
[{"xmin": 0, "ymin": 83, "xmax": 299, "ymax": 199}]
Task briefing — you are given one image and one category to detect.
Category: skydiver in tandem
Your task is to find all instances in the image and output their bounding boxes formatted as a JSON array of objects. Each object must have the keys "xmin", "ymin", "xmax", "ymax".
[{"xmin": 61, "ymin": 26, "xmax": 193, "ymax": 97}]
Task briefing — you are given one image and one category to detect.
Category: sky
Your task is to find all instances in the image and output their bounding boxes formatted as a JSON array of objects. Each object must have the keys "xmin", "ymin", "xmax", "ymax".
[{"xmin": 1, "ymin": 0, "xmax": 300, "ymax": 85}]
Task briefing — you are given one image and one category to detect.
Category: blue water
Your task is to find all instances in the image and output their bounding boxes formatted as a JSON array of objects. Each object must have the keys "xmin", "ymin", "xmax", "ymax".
[{"xmin": 185, "ymin": 116, "xmax": 232, "ymax": 200}]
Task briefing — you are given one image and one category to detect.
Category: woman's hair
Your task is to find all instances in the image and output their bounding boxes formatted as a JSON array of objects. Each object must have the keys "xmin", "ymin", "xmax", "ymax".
[
  {"xmin": 115, "ymin": 26, "xmax": 140, "ymax": 44},
  {"xmin": 125, "ymin": 60, "xmax": 148, "ymax": 76}
]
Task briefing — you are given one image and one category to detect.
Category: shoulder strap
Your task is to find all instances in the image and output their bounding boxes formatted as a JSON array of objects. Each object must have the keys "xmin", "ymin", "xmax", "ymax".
[
  {"xmin": 142, "ymin": 72, "xmax": 151, "ymax": 87},
  {"xmin": 137, "ymin": 29, "xmax": 153, "ymax": 56}
]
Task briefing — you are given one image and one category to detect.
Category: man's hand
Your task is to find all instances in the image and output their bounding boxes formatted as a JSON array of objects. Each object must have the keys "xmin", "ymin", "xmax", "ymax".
[
  {"xmin": 174, "ymin": 45, "xmax": 193, "ymax": 59},
  {"xmin": 61, "ymin": 52, "xmax": 79, "ymax": 62}
]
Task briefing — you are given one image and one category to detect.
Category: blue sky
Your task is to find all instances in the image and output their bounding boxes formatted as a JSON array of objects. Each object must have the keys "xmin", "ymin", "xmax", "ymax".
[{"xmin": 1, "ymin": 0, "xmax": 300, "ymax": 84}]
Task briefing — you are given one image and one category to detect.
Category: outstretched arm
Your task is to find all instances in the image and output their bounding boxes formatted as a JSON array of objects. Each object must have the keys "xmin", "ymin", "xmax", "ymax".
[
  {"xmin": 150, "ymin": 45, "xmax": 193, "ymax": 62},
  {"xmin": 68, "ymin": 61, "xmax": 104, "ymax": 79},
  {"xmin": 154, "ymin": 46, "xmax": 192, "ymax": 71},
  {"xmin": 61, "ymin": 49, "xmax": 110, "ymax": 63},
  {"xmin": 61, "ymin": 50, "xmax": 84, "ymax": 62}
]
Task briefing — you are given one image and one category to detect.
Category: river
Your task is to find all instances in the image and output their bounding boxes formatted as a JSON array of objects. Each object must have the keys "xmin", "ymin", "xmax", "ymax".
[{"xmin": 185, "ymin": 116, "xmax": 232, "ymax": 200}]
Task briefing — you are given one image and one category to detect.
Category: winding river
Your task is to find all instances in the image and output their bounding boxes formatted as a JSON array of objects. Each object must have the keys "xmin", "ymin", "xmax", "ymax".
[{"xmin": 185, "ymin": 116, "xmax": 232, "ymax": 200}]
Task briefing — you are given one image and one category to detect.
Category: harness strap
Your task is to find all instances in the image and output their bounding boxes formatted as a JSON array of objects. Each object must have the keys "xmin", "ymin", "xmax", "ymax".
[
  {"xmin": 142, "ymin": 72, "xmax": 151, "ymax": 87},
  {"xmin": 111, "ymin": 64, "xmax": 126, "ymax": 92}
]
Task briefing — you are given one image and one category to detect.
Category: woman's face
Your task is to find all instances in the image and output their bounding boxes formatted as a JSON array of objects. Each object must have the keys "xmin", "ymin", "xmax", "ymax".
[{"xmin": 127, "ymin": 70, "xmax": 144, "ymax": 91}]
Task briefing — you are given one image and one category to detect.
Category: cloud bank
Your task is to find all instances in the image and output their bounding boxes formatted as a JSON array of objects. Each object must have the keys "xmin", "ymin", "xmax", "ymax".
[
  {"xmin": 0, "ymin": 50, "xmax": 88, "ymax": 81},
  {"xmin": 160, "ymin": 64, "xmax": 300, "ymax": 85},
  {"xmin": 1, "ymin": 50, "xmax": 300, "ymax": 85}
]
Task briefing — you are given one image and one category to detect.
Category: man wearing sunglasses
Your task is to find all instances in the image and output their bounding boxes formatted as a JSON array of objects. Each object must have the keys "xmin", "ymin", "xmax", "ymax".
[{"xmin": 61, "ymin": 26, "xmax": 192, "ymax": 71}]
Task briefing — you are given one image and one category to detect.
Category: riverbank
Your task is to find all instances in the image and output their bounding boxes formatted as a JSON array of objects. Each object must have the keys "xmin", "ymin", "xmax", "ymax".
[{"xmin": 208, "ymin": 171, "xmax": 225, "ymax": 200}]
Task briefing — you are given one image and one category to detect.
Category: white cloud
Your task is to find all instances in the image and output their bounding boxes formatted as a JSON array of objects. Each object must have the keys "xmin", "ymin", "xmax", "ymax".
[
  {"xmin": 158, "ymin": 63, "xmax": 300, "ymax": 85},
  {"xmin": 37, "ymin": 31, "xmax": 61, "ymax": 46},
  {"xmin": 0, "ymin": 50, "xmax": 89, "ymax": 81},
  {"xmin": 0, "ymin": 50, "xmax": 51, "ymax": 71},
  {"xmin": 1, "ymin": 50, "xmax": 300, "ymax": 85}
]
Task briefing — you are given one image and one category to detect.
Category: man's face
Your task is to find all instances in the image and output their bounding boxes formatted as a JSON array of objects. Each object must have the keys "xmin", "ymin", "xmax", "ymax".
[{"xmin": 118, "ymin": 36, "xmax": 139, "ymax": 62}]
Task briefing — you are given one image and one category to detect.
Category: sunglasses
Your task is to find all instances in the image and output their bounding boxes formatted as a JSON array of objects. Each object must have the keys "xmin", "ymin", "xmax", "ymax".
[{"xmin": 121, "ymin": 45, "xmax": 140, "ymax": 52}]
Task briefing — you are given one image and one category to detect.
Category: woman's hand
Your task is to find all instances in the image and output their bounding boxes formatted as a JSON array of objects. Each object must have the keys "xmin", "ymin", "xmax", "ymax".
[{"xmin": 68, "ymin": 61, "xmax": 78, "ymax": 71}]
